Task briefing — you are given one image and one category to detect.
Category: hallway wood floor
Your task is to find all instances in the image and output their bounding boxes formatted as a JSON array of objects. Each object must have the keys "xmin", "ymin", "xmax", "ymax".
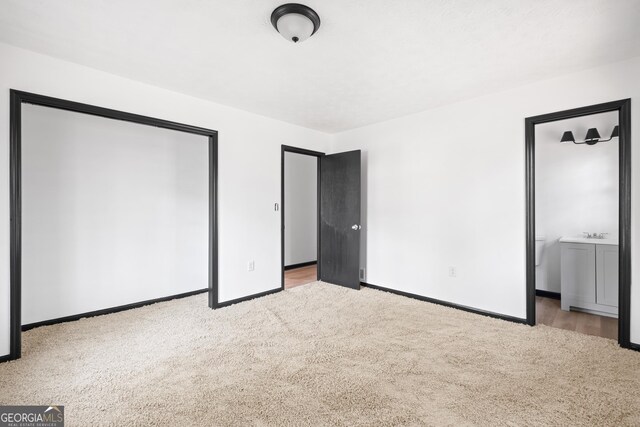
[
  {"xmin": 284, "ymin": 264, "xmax": 317, "ymax": 289},
  {"xmin": 536, "ymin": 296, "xmax": 618, "ymax": 340}
]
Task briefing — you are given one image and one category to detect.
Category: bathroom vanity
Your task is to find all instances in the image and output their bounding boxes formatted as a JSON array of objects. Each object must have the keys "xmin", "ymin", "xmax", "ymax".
[{"xmin": 560, "ymin": 237, "xmax": 618, "ymax": 317}]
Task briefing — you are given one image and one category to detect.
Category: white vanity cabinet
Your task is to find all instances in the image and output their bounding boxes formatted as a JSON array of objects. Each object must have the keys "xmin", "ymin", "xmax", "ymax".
[{"xmin": 560, "ymin": 238, "xmax": 618, "ymax": 317}]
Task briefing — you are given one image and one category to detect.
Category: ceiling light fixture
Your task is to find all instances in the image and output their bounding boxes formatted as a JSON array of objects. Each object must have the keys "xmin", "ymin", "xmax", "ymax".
[
  {"xmin": 271, "ymin": 3, "xmax": 321, "ymax": 43},
  {"xmin": 560, "ymin": 126, "xmax": 619, "ymax": 145}
]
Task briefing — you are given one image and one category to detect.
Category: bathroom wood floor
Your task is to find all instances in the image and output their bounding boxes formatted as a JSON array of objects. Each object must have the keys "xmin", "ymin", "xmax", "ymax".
[
  {"xmin": 284, "ymin": 264, "xmax": 318, "ymax": 289},
  {"xmin": 536, "ymin": 296, "xmax": 618, "ymax": 340},
  {"xmin": 285, "ymin": 266, "xmax": 618, "ymax": 340}
]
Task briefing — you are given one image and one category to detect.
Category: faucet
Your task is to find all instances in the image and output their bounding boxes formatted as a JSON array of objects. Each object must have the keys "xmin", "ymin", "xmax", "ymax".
[{"xmin": 582, "ymin": 232, "xmax": 609, "ymax": 239}]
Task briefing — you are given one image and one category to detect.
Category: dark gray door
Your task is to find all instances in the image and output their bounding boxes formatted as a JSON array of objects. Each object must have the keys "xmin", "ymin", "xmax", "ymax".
[{"xmin": 319, "ymin": 150, "xmax": 361, "ymax": 289}]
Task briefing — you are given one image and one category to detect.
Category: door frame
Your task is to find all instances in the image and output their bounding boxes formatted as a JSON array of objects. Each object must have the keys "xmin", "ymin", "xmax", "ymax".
[
  {"xmin": 8, "ymin": 90, "xmax": 218, "ymax": 361},
  {"xmin": 524, "ymin": 98, "xmax": 632, "ymax": 349},
  {"xmin": 281, "ymin": 145, "xmax": 324, "ymax": 289}
]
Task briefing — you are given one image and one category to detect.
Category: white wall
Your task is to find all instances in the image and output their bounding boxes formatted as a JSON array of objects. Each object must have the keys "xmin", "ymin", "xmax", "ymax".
[
  {"xmin": 331, "ymin": 56, "xmax": 640, "ymax": 345},
  {"xmin": 3, "ymin": 41, "xmax": 640, "ymax": 357},
  {"xmin": 0, "ymin": 43, "xmax": 331, "ymax": 357},
  {"xmin": 284, "ymin": 152, "xmax": 317, "ymax": 266},
  {"xmin": 535, "ymin": 112, "xmax": 619, "ymax": 293},
  {"xmin": 21, "ymin": 105, "xmax": 209, "ymax": 324}
]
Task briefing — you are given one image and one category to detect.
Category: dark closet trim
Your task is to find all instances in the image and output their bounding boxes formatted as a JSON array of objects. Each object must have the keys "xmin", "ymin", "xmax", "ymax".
[
  {"xmin": 208, "ymin": 132, "xmax": 219, "ymax": 310},
  {"xmin": 361, "ymin": 282, "xmax": 527, "ymax": 324},
  {"xmin": 535, "ymin": 289, "xmax": 561, "ymax": 300},
  {"xmin": 281, "ymin": 145, "xmax": 325, "ymax": 290},
  {"xmin": 7, "ymin": 89, "xmax": 218, "ymax": 362},
  {"xmin": 525, "ymin": 98, "xmax": 632, "ymax": 349},
  {"xmin": 284, "ymin": 261, "xmax": 317, "ymax": 271},
  {"xmin": 22, "ymin": 288, "xmax": 209, "ymax": 331}
]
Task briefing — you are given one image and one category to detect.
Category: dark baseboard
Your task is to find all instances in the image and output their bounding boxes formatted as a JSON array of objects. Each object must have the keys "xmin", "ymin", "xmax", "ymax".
[
  {"xmin": 629, "ymin": 342, "xmax": 640, "ymax": 352},
  {"xmin": 0, "ymin": 354, "xmax": 13, "ymax": 364},
  {"xmin": 21, "ymin": 288, "xmax": 209, "ymax": 331},
  {"xmin": 361, "ymin": 282, "xmax": 527, "ymax": 325},
  {"xmin": 214, "ymin": 287, "xmax": 282, "ymax": 309},
  {"xmin": 284, "ymin": 261, "xmax": 317, "ymax": 271},
  {"xmin": 535, "ymin": 289, "xmax": 561, "ymax": 300}
]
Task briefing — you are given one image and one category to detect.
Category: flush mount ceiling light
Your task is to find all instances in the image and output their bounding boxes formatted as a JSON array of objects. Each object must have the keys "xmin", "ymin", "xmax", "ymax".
[
  {"xmin": 560, "ymin": 126, "xmax": 619, "ymax": 145},
  {"xmin": 271, "ymin": 3, "xmax": 321, "ymax": 43}
]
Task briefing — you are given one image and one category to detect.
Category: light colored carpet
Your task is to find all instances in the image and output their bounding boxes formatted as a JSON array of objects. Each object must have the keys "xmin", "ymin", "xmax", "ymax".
[{"xmin": 1, "ymin": 282, "xmax": 639, "ymax": 426}]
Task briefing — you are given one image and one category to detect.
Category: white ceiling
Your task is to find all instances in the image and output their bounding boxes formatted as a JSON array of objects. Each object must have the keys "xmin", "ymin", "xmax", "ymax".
[{"xmin": 1, "ymin": 0, "xmax": 639, "ymax": 133}]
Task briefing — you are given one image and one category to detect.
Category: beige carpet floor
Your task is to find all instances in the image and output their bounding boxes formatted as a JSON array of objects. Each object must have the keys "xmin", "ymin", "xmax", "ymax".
[{"xmin": 1, "ymin": 282, "xmax": 639, "ymax": 426}]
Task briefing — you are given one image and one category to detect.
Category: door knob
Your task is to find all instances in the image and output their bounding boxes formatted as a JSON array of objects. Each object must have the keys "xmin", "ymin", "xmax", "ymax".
[{"xmin": 352, "ymin": 224, "xmax": 361, "ymax": 230}]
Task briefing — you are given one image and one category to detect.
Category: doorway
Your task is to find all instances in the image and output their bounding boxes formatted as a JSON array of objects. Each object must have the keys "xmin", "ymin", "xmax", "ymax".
[
  {"xmin": 525, "ymin": 99, "xmax": 631, "ymax": 348},
  {"xmin": 282, "ymin": 146, "xmax": 322, "ymax": 289},
  {"xmin": 281, "ymin": 145, "xmax": 362, "ymax": 290},
  {"xmin": 8, "ymin": 90, "xmax": 218, "ymax": 362}
]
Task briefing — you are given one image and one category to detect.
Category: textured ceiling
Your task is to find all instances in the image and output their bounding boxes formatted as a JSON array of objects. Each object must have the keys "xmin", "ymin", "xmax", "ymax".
[{"xmin": 1, "ymin": 0, "xmax": 639, "ymax": 133}]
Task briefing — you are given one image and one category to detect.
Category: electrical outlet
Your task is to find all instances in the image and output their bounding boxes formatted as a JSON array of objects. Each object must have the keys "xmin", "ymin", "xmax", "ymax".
[
  {"xmin": 248, "ymin": 261, "xmax": 255, "ymax": 271},
  {"xmin": 359, "ymin": 268, "xmax": 366, "ymax": 280},
  {"xmin": 448, "ymin": 266, "xmax": 457, "ymax": 277}
]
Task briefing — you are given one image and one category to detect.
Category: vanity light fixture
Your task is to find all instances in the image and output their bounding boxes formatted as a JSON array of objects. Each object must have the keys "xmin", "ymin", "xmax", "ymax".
[
  {"xmin": 271, "ymin": 3, "xmax": 321, "ymax": 43},
  {"xmin": 560, "ymin": 125, "xmax": 619, "ymax": 145}
]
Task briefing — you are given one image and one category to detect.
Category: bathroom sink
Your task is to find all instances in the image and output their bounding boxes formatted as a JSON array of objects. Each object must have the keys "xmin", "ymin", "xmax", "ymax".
[{"xmin": 559, "ymin": 236, "xmax": 618, "ymax": 246}]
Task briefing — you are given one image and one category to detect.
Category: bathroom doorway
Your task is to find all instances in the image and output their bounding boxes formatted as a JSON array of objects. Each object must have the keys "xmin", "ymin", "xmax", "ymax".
[{"xmin": 525, "ymin": 99, "xmax": 631, "ymax": 348}]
